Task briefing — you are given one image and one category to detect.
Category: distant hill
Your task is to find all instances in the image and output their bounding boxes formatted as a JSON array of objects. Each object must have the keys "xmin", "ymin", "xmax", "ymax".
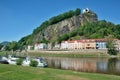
[{"xmin": 1, "ymin": 41, "xmax": 10, "ymax": 46}]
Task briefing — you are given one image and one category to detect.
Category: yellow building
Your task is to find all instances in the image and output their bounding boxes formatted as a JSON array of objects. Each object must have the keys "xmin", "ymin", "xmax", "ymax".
[{"xmin": 82, "ymin": 39, "xmax": 96, "ymax": 49}]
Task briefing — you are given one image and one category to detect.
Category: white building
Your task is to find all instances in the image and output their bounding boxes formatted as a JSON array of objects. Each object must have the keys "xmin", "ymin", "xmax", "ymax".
[
  {"xmin": 34, "ymin": 43, "xmax": 47, "ymax": 50},
  {"xmin": 61, "ymin": 40, "xmax": 82, "ymax": 50},
  {"xmin": 27, "ymin": 45, "xmax": 33, "ymax": 50},
  {"xmin": 54, "ymin": 44, "xmax": 61, "ymax": 49},
  {"xmin": 61, "ymin": 41, "xmax": 68, "ymax": 49}
]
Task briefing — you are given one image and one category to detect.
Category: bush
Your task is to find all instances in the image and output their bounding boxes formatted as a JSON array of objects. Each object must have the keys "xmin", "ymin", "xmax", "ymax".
[
  {"xmin": 29, "ymin": 60, "xmax": 38, "ymax": 67},
  {"xmin": 106, "ymin": 36, "xmax": 118, "ymax": 55},
  {"xmin": 16, "ymin": 58, "xmax": 23, "ymax": 65},
  {"xmin": 107, "ymin": 49, "xmax": 118, "ymax": 55},
  {"xmin": 75, "ymin": 8, "xmax": 81, "ymax": 16}
]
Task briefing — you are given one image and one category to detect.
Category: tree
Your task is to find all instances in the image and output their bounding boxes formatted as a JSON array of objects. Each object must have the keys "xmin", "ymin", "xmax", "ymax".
[
  {"xmin": 57, "ymin": 33, "xmax": 69, "ymax": 43},
  {"xmin": 0, "ymin": 43, "xmax": 3, "ymax": 50},
  {"xmin": 115, "ymin": 25, "xmax": 120, "ymax": 39},
  {"xmin": 69, "ymin": 30, "xmax": 78, "ymax": 37},
  {"xmin": 4, "ymin": 45, "xmax": 10, "ymax": 51},
  {"xmin": 26, "ymin": 39, "xmax": 33, "ymax": 45},
  {"xmin": 75, "ymin": 8, "xmax": 81, "ymax": 16},
  {"xmin": 18, "ymin": 35, "xmax": 33, "ymax": 50},
  {"xmin": 106, "ymin": 36, "xmax": 118, "ymax": 55},
  {"xmin": 57, "ymin": 36, "xmax": 62, "ymax": 43},
  {"xmin": 7, "ymin": 41, "xmax": 19, "ymax": 51},
  {"xmin": 39, "ymin": 38, "xmax": 49, "ymax": 44},
  {"xmin": 90, "ymin": 33, "xmax": 102, "ymax": 38}
]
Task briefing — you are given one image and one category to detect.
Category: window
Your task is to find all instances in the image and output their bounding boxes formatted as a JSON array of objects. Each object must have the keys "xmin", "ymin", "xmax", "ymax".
[
  {"xmin": 87, "ymin": 44, "xmax": 90, "ymax": 46},
  {"xmin": 96, "ymin": 44, "xmax": 98, "ymax": 46}
]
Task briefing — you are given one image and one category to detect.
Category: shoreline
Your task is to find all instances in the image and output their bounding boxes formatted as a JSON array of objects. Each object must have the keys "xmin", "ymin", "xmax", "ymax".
[
  {"xmin": 26, "ymin": 49, "xmax": 120, "ymax": 58},
  {"xmin": 27, "ymin": 49, "xmax": 107, "ymax": 54},
  {"xmin": 26, "ymin": 50, "xmax": 117, "ymax": 58},
  {"xmin": 1, "ymin": 50, "xmax": 120, "ymax": 58}
]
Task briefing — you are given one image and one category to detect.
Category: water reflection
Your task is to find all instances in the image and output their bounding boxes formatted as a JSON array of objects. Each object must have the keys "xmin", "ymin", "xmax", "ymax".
[
  {"xmin": 107, "ymin": 58, "xmax": 120, "ymax": 75},
  {"xmin": 45, "ymin": 57, "xmax": 120, "ymax": 75}
]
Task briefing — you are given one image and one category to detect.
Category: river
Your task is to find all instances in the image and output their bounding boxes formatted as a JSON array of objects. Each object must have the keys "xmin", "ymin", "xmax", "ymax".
[{"xmin": 44, "ymin": 57, "xmax": 120, "ymax": 75}]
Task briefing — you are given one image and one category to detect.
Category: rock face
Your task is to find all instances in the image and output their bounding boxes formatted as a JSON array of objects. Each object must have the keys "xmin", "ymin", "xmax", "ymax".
[{"xmin": 34, "ymin": 11, "xmax": 98, "ymax": 43}]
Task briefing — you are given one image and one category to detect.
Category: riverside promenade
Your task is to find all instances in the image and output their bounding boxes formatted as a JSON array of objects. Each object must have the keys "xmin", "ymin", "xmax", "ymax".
[{"xmin": 27, "ymin": 49, "xmax": 107, "ymax": 54}]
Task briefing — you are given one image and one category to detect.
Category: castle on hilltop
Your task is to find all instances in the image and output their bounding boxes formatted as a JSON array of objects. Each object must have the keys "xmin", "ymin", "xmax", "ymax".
[{"xmin": 83, "ymin": 8, "xmax": 90, "ymax": 13}]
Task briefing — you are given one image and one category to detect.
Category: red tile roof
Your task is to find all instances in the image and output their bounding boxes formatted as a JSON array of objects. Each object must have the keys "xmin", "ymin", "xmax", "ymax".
[{"xmin": 61, "ymin": 38, "xmax": 119, "ymax": 43}]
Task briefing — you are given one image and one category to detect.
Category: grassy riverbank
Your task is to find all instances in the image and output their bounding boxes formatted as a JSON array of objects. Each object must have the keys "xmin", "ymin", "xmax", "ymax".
[
  {"xmin": 0, "ymin": 50, "xmax": 120, "ymax": 58},
  {"xmin": 0, "ymin": 51, "xmax": 6, "ymax": 55},
  {"xmin": 0, "ymin": 64, "xmax": 120, "ymax": 80},
  {"xmin": 28, "ymin": 52, "xmax": 110, "ymax": 58}
]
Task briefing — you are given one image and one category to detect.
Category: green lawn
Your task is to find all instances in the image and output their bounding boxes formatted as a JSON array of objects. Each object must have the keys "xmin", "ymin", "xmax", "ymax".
[
  {"xmin": 0, "ymin": 51, "xmax": 6, "ymax": 55},
  {"xmin": 0, "ymin": 64, "xmax": 120, "ymax": 80},
  {"xmin": 1, "ymin": 51, "xmax": 120, "ymax": 58}
]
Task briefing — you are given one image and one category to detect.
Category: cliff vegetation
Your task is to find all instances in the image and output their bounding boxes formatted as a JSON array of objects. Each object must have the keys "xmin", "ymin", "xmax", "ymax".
[{"xmin": 18, "ymin": 8, "xmax": 120, "ymax": 47}]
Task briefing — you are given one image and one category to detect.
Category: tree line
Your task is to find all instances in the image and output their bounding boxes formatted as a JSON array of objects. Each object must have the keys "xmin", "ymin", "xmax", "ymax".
[{"xmin": 0, "ymin": 41, "xmax": 20, "ymax": 51}]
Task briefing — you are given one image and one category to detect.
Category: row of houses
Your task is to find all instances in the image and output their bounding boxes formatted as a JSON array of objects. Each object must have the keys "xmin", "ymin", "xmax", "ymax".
[
  {"xmin": 27, "ymin": 39, "xmax": 120, "ymax": 50},
  {"xmin": 61, "ymin": 39, "xmax": 106, "ymax": 50},
  {"xmin": 61, "ymin": 39, "xmax": 120, "ymax": 50}
]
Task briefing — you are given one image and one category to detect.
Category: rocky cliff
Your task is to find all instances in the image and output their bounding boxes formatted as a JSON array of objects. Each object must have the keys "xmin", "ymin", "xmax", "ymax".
[{"xmin": 34, "ymin": 10, "xmax": 98, "ymax": 43}]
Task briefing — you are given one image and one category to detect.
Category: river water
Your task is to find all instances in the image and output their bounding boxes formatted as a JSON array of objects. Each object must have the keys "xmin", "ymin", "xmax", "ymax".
[{"xmin": 44, "ymin": 57, "xmax": 120, "ymax": 75}]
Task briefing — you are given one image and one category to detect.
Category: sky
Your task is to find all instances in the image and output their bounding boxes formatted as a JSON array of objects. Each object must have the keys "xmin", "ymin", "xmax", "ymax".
[{"xmin": 0, "ymin": 0, "xmax": 120, "ymax": 42}]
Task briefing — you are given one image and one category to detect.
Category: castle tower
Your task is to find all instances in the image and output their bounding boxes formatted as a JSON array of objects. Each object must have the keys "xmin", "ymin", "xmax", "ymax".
[{"xmin": 83, "ymin": 8, "xmax": 90, "ymax": 13}]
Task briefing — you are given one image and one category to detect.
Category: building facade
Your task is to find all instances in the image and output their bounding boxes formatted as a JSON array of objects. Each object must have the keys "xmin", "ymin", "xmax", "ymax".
[
  {"xmin": 95, "ymin": 39, "xmax": 106, "ymax": 49},
  {"xmin": 27, "ymin": 45, "xmax": 34, "ymax": 50},
  {"xmin": 61, "ymin": 39, "xmax": 120, "ymax": 50},
  {"xmin": 61, "ymin": 40, "xmax": 82, "ymax": 50},
  {"xmin": 34, "ymin": 43, "xmax": 47, "ymax": 50},
  {"xmin": 82, "ymin": 39, "xmax": 96, "ymax": 49}
]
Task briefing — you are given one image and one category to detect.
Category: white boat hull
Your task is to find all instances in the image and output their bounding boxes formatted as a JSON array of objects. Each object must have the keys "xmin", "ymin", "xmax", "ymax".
[{"xmin": 22, "ymin": 58, "xmax": 48, "ymax": 67}]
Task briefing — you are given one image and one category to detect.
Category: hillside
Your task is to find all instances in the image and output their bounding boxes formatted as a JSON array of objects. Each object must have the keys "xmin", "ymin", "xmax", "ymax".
[
  {"xmin": 18, "ymin": 8, "xmax": 120, "ymax": 47},
  {"xmin": 18, "ymin": 8, "xmax": 98, "ymax": 45}
]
